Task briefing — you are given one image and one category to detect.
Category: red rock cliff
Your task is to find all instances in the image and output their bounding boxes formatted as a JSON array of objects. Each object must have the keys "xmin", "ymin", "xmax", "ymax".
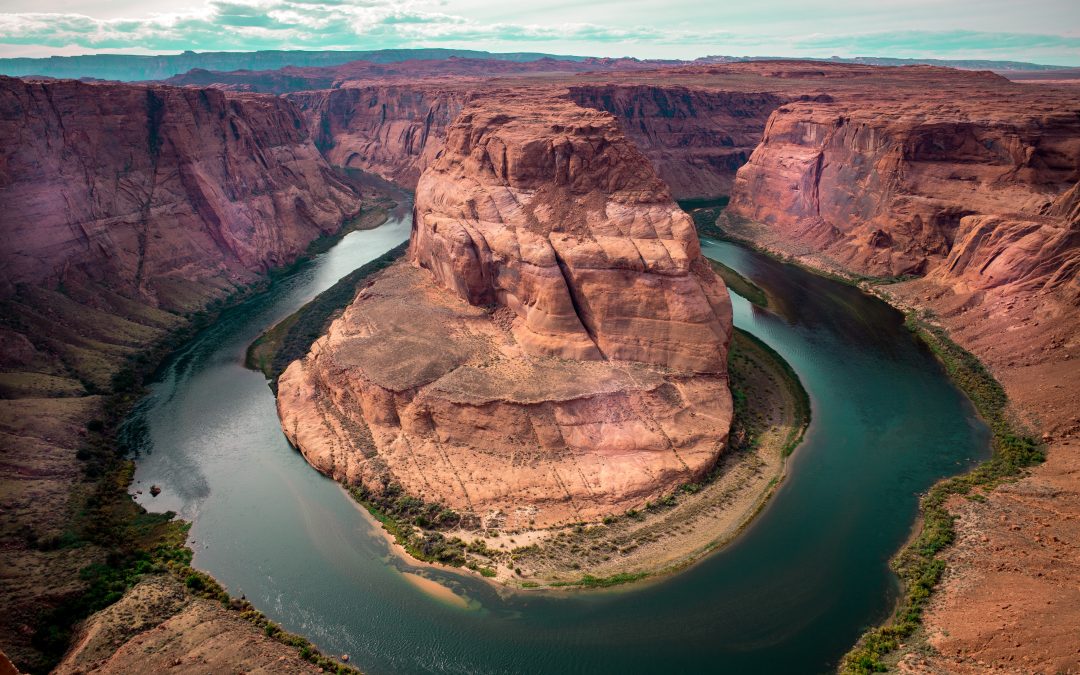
[
  {"xmin": 715, "ymin": 73, "xmax": 1080, "ymax": 673},
  {"xmin": 0, "ymin": 76, "xmax": 361, "ymax": 306},
  {"xmin": 727, "ymin": 92, "xmax": 1080, "ymax": 278},
  {"xmin": 569, "ymin": 84, "xmax": 787, "ymax": 199},
  {"xmin": 288, "ymin": 85, "xmax": 469, "ymax": 187},
  {"xmin": 0, "ymin": 75, "xmax": 363, "ymax": 669},
  {"xmin": 277, "ymin": 93, "xmax": 733, "ymax": 529},
  {"xmin": 411, "ymin": 93, "xmax": 732, "ymax": 372}
]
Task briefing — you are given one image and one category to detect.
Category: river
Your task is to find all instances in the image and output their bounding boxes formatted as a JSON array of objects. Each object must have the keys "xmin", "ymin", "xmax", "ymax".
[{"xmin": 128, "ymin": 209, "xmax": 990, "ymax": 674}]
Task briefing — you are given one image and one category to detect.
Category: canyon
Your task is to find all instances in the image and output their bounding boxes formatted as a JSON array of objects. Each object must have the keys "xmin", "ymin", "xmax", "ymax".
[
  {"xmin": 0, "ymin": 54, "xmax": 1077, "ymax": 674},
  {"xmin": 276, "ymin": 93, "xmax": 734, "ymax": 531},
  {"xmin": 268, "ymin": 60, "xmax": 1080, "ymax": 671}
]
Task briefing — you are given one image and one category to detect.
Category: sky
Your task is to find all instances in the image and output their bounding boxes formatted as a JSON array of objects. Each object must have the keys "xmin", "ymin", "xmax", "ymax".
[{"xmin": 0, "ymin": 0, "xmax": 1078, "ymax": 66}]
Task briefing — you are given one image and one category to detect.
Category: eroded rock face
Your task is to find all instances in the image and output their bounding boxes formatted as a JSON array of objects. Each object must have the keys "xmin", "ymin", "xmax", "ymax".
[
  {"xmin": 710, "ymin": 68, "xmax": 1080, "ymax": 674},
  {"xmin": 727, "ymin": 95, "xmax": 1080, "ymax": 278},
  {"xmin": 278, "ymin": 94, "xmax": 733, "ymax": 528},
  {"xmin": 569, "ymin": 85, "xmax": 787, "ymax": 199},
  {"xmin": 0, "ymin": 76, "xmax": 361, "ymax": 305},
  {"xmin": 0, "ymin": 76, "xmax": 364, "ymax": 670},
  {"xmin": 931, "ymin": 209, "xmax": 1080, "ymax": 298},
  {"xmin": 289, "ymin": 85, "xmax": 467, "ymax": 188},
  {"xmin": 412, "ymin": 95, "xmax": 733, "ymax": 372}
]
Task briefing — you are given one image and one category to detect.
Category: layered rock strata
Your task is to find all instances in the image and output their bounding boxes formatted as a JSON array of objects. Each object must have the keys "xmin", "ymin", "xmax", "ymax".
[
  {"xmin": 711, "ymin": 68, "xmax": 1080, "ymax": 673},
  {"xmin": 569, "ymin": 85, "xmax": 787, "ymax": 199},
  {"xmin": 726, "ymin": 92, "xmax": 1080, "ymax": 279},
  {"xmin": 278, "ymin": 94, "xmax": 733, "ymax": 529},
  {"xmin": 289, "ymin": 85, "xmax": 468, "ymax": 188},
  {"xmin": 0, "ymin": 76, "xmax": 361, "ymax": 303}
]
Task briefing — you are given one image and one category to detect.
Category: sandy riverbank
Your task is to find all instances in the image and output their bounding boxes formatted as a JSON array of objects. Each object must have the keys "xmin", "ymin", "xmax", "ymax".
[{"xmin": 344, "ymin": 327, "xmax": 808, "ymax": 591}]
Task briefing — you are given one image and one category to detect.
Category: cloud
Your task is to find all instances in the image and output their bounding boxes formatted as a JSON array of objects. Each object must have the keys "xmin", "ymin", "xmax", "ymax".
[
  {"xmin": 0, "ymin": 0, "xmax": 1077, "ymax": 64},
  {"xmin": 794, "ymin": 29, "xmax": 1080, "ymax": 55},
  {"xmin": 0, "ymin": 1, "xmax": 675, "ymax": 51}
]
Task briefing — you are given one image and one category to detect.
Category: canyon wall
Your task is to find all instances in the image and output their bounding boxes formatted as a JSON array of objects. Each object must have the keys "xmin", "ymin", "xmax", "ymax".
[
  {"xmin": 277, "ymin": 93, "xmax": 733, "ymax": 529},
  {"xmin": 1, "ymin": 76, "xmax": 361, "ymax": 306},
  {"xmin": 0, "ymin": 76, "xmax": 361, "ymax": 671},
  {"xmin": 569, "ymin": 85, "xmax": 786, "ymax": 199},
  {"xmin": 289, "ymin": 85, "xmax": 468, "ymax": 188},
  {"xmin": 716, "ymin": 72, "xmax": 1080, "ymax": 673},
  {"xmin": 726, "ymin": 94, "xmax": 1080, "ymax": 278}
]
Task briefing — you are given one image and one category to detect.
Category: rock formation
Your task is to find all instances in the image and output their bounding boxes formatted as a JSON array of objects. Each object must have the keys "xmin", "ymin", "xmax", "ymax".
[
  {"xmin": 0, "ymin": 75, "xmax": 362, "ymax": 670},
  {"xmin": 726, "ymin": 90, "xmax": 1080, "ymax": 278},
  {"xmin": 277, "ymin": 93, "xmax": 733, "ymax": 529},
  {"xmin": 289, "ymin": 85, "xmax": 468, "ymax": 188},
  {"xmin": 4, "ymin": 57, "xmax": 1078, "ymax": 673},
  {"xmin": 709, "ymin": 65, "xmax": 1080, "ymax": 674},
  {"xmin": 0, "ymin": 76, "xmax": 361, "ymax": 305},
  {"xmin": 569, "ymin": 85, "xmax": 786, "ymax": 199},
  {"xmin": 54, "ymin": 576, "xmax": 324, "ymax": 675}
]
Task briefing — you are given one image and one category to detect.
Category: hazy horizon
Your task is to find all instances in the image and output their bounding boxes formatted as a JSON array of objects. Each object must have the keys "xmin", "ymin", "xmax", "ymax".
[{"xmin": 0, "ymin": 0, "xmax": 1077, "ymax": 67}]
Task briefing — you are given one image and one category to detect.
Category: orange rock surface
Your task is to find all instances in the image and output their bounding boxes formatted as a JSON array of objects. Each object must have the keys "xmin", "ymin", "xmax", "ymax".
[{"xmin": 277, "ymin": 93, "xmax": 733, "ymax": 529}]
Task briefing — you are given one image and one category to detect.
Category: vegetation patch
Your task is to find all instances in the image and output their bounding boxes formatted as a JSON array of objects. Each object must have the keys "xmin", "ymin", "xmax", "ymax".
[
  {"xmin": 346, "ymin": 481, "xmax": 469, "ymax": 567},
  {"xmin": 731, "ymin": 328, "xmax": 810, "ymax": 457},
  {"xmin": 680, "ymin": 198, "xmax": 729, "ymax": 240},
  {"xmin": 840, "ymin": 311, "xmax": 1043, "ymax": 674},
  {"xmin": 709, "ymin": 259, "xmax": 768, "ymax": 308},
  {"xmin": 549, "ymin": 572, "xmax": 650, "ymax": 588},
  {"xmin": 247, "ymin": 240, "xmax": 409, "ymax": 383}
]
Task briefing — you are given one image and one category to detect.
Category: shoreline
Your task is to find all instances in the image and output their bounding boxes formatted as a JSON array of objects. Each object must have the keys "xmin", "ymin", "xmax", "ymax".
[
  {"xmin": 702, "ymin": 211, "xmax": 1047, "ymax": 674},
  {"xmin": 27, "ymin": 192, "xmax": 409, "ymax": 673},
  {"xmin": 323, "ymin": 326, "xmax": 809, "ymax": 592}
]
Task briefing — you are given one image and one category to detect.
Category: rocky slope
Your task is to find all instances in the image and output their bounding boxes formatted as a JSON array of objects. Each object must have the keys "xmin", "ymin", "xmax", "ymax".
[
  {"xmin": 711, "ymin": 71, "xmax": 1079, "ymax": 673},
  {"xmin": 54, "ymin": 576, "xmax": 324, "ymax": 675},
  {"xmin": 289, "ymin": 85, "xmax": 469, "ymax": 188},
  {"xmin": 884, "ymin": 188, "xmax": 1080, "ymax": 675},
  {"xmin": 277, "ymin": 93, "xmax": 733, "ymax": 529},
  {"xmin": 1, "ymin": 76, "xmax": 361, "ymax": 304},
  {"xmin": 0, "ymin": 76, "xmax": 361, "ymax": 671}
]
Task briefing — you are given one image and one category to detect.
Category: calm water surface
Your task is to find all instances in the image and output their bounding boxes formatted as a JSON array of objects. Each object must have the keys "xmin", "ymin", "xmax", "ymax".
[{"xmin": 129, "ymin": 223, "xmax": 990, "ymax": 674}]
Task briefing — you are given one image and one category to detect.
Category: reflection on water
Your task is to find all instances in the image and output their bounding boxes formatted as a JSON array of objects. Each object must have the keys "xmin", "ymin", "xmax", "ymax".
[{"xmin": 128, "ymin": 227, "xmax": 990, "ymax": 674}]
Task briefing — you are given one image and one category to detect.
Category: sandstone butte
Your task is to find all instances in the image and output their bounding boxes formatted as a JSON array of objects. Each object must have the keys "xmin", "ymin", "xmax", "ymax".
[{"xmin": 276, "ymin": 92, "xmax": 734, "ymax": 530}]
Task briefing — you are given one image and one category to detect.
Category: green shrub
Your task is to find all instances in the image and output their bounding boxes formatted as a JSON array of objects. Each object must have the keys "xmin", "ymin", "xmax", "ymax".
[{"xmin": 840, "ymin": 314, "xmax": 1044, "ymax": 673}]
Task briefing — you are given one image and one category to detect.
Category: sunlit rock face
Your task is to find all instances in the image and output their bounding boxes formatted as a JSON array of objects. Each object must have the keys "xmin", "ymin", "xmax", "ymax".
[{"xmin": 278, "ymin": 92, "xmax": 733, "ymax": 529}]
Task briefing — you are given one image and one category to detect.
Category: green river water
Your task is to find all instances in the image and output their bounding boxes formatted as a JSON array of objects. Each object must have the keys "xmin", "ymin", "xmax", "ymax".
[{"xmin": 128, "ymin": 203, "xmax": 990, "ymax": 674}]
